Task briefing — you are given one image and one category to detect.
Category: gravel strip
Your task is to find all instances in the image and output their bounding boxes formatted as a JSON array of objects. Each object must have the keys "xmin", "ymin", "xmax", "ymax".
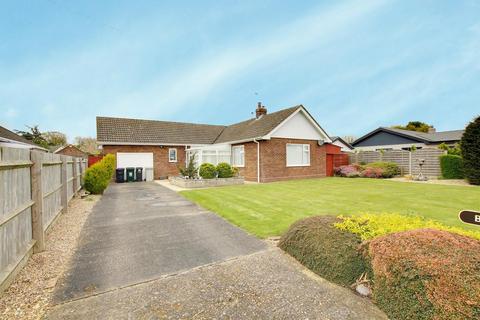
[{"xmin": 0, "ymin": 195, "xmax": 100, "ymax": 320}]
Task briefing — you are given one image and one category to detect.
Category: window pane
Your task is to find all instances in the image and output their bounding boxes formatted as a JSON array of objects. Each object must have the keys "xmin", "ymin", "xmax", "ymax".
[
  {"xmin": 287, "ymin": 144, "xmax": 302, "ymax": 166},
  {"xmin": 169, "ymin": 149, "xmax": 177, "ymax": 161},
  {"xmin": 232, "ymin": 146, "xmax": 244, "ymax": 166}
]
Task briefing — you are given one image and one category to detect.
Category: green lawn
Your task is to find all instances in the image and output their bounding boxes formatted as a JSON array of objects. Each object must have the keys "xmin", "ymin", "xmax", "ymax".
[{"xmin": 180, "ymin": 178, "xmax": 480, "ymax": 238}]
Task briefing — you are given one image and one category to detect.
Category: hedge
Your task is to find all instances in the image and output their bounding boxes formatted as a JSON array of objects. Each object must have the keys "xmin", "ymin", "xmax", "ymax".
[
  {"xmin": 278, "ymin": 216, "xmax": 369, "ymax": 286},
  {"xmin": 199, "ymin": 163, "xmax": 216, "ymax": 179},
  {"xmin": 440, "ymin": 154, "xmax": 464, "ymax": 179},
  {"xmin": 83, "ymin": 154, "xmax": 115, "ymax": 194},
  {"xmin": 368, "ymin": 229, "xmax": 480, "ymax": 320},
  {"xmin": 460, "ymin": 116, "xmax": 480, "ymax": 185},
  {"xmin": 366, "ymin": 162, "xmax": 400, "ymax": 178}
]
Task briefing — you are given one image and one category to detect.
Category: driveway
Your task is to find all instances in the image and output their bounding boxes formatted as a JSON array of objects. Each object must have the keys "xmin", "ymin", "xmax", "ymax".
[{"xmin": 47, "ymin": 182, "xmax": 386, "ymax": 319}]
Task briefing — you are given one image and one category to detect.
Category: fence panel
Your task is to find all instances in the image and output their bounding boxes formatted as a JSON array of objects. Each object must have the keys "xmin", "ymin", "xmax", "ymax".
[
  {"xmin": 350, "ymin": 148, "xmax": 446, "ymax": 177},
  {"xmin": 66, "ymin": 157, "xmax": 74, "ymax": 201},
  {"xmin": 0, "ymin": 147, "xmax": 34, "ymax": 292},
  {"xmin": 41, "ymin": 153, "xmax": 63, "ymax": 232}
]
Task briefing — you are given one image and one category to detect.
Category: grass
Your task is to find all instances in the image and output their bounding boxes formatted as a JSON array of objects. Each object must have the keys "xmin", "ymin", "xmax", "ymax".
[{"xmin": 180, "ymin": 177, "xmax": 480, "ymax": 238}]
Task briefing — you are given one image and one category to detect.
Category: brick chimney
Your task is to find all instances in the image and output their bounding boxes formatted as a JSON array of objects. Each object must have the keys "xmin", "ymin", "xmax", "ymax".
[
  {"xmin": 255, "ymin": 102, "xmax": 267, "ymax": 119},
  {"xmin": 428, "ymin": 127, "xmax": 436, "ymax": 134}
]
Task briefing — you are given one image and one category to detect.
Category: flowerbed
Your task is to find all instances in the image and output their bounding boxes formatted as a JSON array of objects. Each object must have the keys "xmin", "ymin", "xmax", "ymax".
[
  {"xmin": 334, "ymin": 162, "xmax": 400, "ymax": 178},
  {"xmin": 279, "ymin": 213, "xmax": 480, "ymax": 320}
]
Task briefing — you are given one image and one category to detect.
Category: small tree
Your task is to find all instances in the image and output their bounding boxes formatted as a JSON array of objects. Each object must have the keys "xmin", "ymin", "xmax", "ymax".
[
  {"xmin": 460, "ymin": 116, "xmax": 480, "ymax": 185},
  {"xmin": 179, "ymin": 154, "xmax": 197, "ymax": 178},
  {"xmin": 15, "ymin": 125, "xmax": 48, "ymax": 148},
  {"xmin": 43, "ymin": 131, "xmax": 67, "ymax": 146}
]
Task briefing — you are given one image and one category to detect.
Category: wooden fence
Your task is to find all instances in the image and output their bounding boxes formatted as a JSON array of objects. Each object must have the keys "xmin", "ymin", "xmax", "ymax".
[
  {"xmin": 349, "ymin": 148, "xmax": 446, "ymax": 177},
  {"xmin": 0, "ymin": 147, "xmax": 86, "ymax": 293}
]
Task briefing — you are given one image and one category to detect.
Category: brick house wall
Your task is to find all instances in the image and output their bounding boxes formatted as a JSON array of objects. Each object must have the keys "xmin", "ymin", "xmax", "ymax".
[
  {"xmin": 234, "ymin": 138, "xmax": 327, "ymax": 183},
  {"xmin": 55, "ymin": 145, "xmax": 87, "ymax": 158},
  {"xmin": 102, "ymin": 145, "xmax": 186, "ymax": 179}
]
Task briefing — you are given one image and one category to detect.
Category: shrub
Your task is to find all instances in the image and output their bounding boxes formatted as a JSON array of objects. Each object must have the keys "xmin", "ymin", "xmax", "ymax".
[
  {"xmin": 83, "ymin": 154, "xmax": 115, "ymax": 194},
  {"xmin": 368, "ymin": 229, "xmax": 480, "ymax": 320},
  {"xmin": 179, "ymin": 154, "xmax": 197, "ymax": 178},
  {"xmin": 460, "ymin": 116, "xmax": 480, "ymax": 185},
  {"xmin": 335, "ymin": 213, "xmax": 480, "ymax": 241},
  {"xmin": 279, "ymin": 216, "xmax": 369, "ymax": 286},
  {"xmin": 438, "ymin": 142, "xmax": 462, "ymax": 156},
  {"xmin": 216, "ymin": 162, "xmax": 234, "ymax": 178},
  {"xmin": 199, "ymin": 163, "xmax": 216, "ymax": 179},
  {"xmin": 366, "ymin": 162, "xmax": 400, "ymax": 178},
  {"xmin": 440, "ymin": 154, "xmax": 464, "ymax": 179},
  {"xmin": 361, "ymin": 167, "xmax": 384, "ymax": 178},
  {"xmin": 334, "ymin": 164, "xmax": 362, "ymax": 177}
]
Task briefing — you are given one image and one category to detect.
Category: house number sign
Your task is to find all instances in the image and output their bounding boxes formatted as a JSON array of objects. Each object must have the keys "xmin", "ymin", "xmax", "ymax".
[{"xmin": 459, "ymin": 210, "xmax": 480, "ymax": 226}]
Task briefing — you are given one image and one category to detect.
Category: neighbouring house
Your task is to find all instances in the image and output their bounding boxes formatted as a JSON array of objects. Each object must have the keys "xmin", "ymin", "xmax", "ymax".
[
  {"xmin": 0, "ymin": 125, "xmax": 47, "ymax": 151},
  {"xmin": 331, "ymin": 136, "xmax": 354, "ymax": 152},
  {"xmin": 51, "ymin": 144, "xmax": 88, "ymax": 158},
  {"xmin": 352, "ymin": 127, "xmax": 464, "ymax": 151},
  {"xmin": 97, "ymin": 104, "xmax": 343, "ymax": 182}
]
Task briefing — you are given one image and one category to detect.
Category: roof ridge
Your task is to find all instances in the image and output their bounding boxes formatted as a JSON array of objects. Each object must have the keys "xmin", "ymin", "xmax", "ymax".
[{"xmin": 96, "ymin": 116, "xmax": 226, "ymax": 128}]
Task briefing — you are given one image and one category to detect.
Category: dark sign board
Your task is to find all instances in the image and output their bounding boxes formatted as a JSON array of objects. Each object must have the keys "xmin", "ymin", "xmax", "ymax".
[{"xmin": 459, "ymin": 210, "xmax": 480, "ymax": 226}]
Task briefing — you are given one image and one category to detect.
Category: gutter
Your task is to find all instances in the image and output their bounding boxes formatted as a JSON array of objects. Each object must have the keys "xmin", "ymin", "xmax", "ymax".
[{"xmin": 253, "ymin": 138, "xmax": 260, "ymax": 183}]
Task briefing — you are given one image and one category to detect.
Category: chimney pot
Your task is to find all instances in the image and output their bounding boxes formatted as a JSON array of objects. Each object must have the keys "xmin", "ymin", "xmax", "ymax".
[{"xmin": 255, "ymin": 102, "xmax": 267, "ymax": 119}]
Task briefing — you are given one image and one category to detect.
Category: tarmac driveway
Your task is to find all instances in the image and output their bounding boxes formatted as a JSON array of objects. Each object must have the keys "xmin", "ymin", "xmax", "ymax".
[
  {"xmin": 53, "ymin": 182, "xmax": 266, "ymax": 303},
  {"xmin": 48, "ymin": 182, "xmax": 386, "ymax": 319}
]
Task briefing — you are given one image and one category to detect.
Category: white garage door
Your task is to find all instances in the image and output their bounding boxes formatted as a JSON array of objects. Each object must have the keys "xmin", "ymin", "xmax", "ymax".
[{"xmin": 116, "ymin": 152, "xmax": 154, "ymax": 169}]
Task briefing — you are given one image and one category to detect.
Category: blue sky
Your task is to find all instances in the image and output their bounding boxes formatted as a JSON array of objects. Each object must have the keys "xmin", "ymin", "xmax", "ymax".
[{"xmin": 1, "ymin": 0, "xmax": 479, "ymax": 141}]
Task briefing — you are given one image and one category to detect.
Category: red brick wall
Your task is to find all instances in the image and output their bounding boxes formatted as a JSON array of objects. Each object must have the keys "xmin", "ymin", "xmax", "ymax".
[
  {"xmin": 232, "ymin": 142, "xmax": 258, "ymax": 182},
  {"xmin": 56, "ymin": 145, "xmax": 87, "ymax": 158},
  {"xmin": 102, "ymin": 145, "xmax": 186, "ymax": 179},
  {"xmin": 234, "ymin": 138, "xmax": 327, "ymax": 183}
]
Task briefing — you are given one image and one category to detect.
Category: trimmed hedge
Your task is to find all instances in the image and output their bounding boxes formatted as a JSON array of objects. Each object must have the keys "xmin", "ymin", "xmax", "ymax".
[
  {"xmin": 279, "ymin": 216, "xmax": 369, "ymax": 286},
  {"xmin": 83, "ymin": 154, "xmax": 115, "ymax": 194},
  {"xmin": 335, "ymin": 162, "xmax": 400, "ymax": 178},
  {"xmin": 368, "ymin": 229, "xmax": 480, "ymax": 320},
  {"xmin": 460, "ymin": 116, "xmax": 480, "ymax": 185},
  {"xmin": 216, "ymin": 162, "xmax": 234, "ymax": 178},
  {"xmin": 199, "ymin": 163, "xmax": 216, "ymax": 179},
  {"xmin": 440, "ymin": 154, "xmax": 464, "ymax": 179}
]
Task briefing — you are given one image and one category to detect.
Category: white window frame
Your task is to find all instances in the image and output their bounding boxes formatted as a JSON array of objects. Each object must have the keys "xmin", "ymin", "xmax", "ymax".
[
  {"xmin": 286, "ymin": 143, "xmax": 310, "ymax": 167},
  {"xmin": 231, "ymin": 145, "xmax": 245, "ymax": 167},
  {"xmin": 168, "ymin": 148, "xmax": 178, "ymax": 163}
]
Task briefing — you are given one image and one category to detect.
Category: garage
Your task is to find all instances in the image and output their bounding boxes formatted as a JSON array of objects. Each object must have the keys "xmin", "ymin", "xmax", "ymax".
[{"xmin": 116, "ymin": 152, "xmax": 154, "ymax": 181}]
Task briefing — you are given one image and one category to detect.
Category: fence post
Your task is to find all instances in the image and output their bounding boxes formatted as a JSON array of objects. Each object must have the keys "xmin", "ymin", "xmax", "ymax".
[
  {"xmin": 72, "ymin": 157, "xmax": 78, "ymax": 195},
  {"xmin": 30, "ymin": 151, "xmax": 45, "ymax": 253},
  {"xmin": 409, "ymin": 151, "xmax": 412, "ymax": 175},
  {"xmin": 61, "ymin": 156, "xmax": 68, "ymax": 213}
]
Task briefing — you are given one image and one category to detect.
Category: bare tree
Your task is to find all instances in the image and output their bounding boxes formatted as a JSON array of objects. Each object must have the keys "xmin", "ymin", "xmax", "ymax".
[{"xmin": 74, "ymin": 136, "xmax": 99, "ymax": 155}]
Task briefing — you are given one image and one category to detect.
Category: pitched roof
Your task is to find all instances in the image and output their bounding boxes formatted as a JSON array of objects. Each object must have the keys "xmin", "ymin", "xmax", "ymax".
[
  {"xmin": 353, "ymin": 127, "xmax": 464, "ymax": 146},
  {"xmin": 214, "ymin": 106, "xmax": 301, "ymax": 143},
  {"xmin": 97, "ymin": 117, "xmax": 226, "ymax": 145},
  {"xmin": 331, "ymin": 136, "xmax": 354, "ymax": 149},
  {"xmin": 0, "ymin": 125, "xmax": 38, "ymax": 146},
  {"xmin": 97, "ymin": 105, "xmax": 304, "ymax": 145}
]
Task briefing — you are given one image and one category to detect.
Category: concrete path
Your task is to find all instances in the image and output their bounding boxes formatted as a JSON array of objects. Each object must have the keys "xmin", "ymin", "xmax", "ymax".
[{"xmin": 47, "ymin": 182, "xmax": 386, "ymax": 319}]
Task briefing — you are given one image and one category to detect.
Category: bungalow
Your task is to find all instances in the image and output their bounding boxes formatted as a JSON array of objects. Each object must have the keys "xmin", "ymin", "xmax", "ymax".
[
  {"xmin": 97, "ymin": 104, "xmax": 342, "ymax": 182},
  {"xmin": 352, "ymin": 127, "xmax": 464, "ymax": 151}
]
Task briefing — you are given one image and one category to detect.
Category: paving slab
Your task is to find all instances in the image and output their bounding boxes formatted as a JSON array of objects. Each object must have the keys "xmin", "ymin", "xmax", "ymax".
[
  {"xmin": 47, "ymin": 248, "xmax": 387, "ymax": 320},
  {"xmin": 52, "ymin": 182, "xmax": 267, "ymax": 303}
]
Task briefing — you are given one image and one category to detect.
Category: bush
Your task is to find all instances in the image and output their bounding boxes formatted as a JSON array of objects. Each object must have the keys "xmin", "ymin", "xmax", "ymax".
[
  {"xmin": 460, "ymin": 116, "xmax": 480, "ymax": 185},
  {"xmin": 279, "ymin": 216, "xmax": 369, "ymax": 286},
  {"xmin": 216, "ymin": 162, "xmax": 234, "ymax": 178},
  {"xmin": 368, "ymin": 229, "xmax": 480, "ymax": 320},
  {"xmin": 366, "ymin": 162, "xmax": 401, "ymax": 178},
  {"xmin": 440, "ymin": 154, "xmax": 464, "ymax": 179},
  {"xmin": 361, "ymin": 167, "xmax": 384, "ymax": 178},
  {"xmin": 335, "ymin": 213, "xmax": 480, "ymax": 241},
  {"xmin": 83, "ymin": 154, "xmax": 115, "ymax": 194},
  {"xmin": 179, "ymin": 154, "xmax": 197, "ymax": 178},
  {"xmin": 199, "ymin": 163, "xmax": 216, "ymax": 179},
  {"xmin": 334, "ymin": 164, "xmax": 362, "ymax": 177}
]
